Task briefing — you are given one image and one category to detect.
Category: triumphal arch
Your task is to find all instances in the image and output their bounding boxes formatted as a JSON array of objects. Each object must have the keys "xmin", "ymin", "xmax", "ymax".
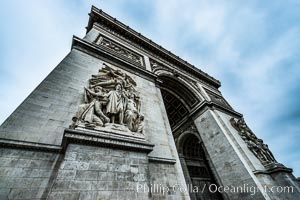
[{"xmin": 0, "ymin": 6, "xmax": 299, "ymax": 200}]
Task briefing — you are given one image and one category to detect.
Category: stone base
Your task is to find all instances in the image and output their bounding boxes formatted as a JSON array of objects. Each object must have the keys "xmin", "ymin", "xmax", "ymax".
[
  {"xmin": 265, "ymin": 163, "xmax": 293, "ymax": 173},
  {"xmin": 76, "ymin": 123, "xmax": 145, "ymax": 140},
  {"xmin": 62, "ymin": 128, "xmax": 153, "ymax": 153},
  {"xmin": 254, "ymin": 162, "xmax": 293, "ymax": 175}
]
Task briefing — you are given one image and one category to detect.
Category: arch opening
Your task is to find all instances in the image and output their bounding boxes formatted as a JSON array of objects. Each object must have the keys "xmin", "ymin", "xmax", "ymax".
[
  {"xmin": 160, "ymin": 75, "xmax": 199, "ymax": 108},
  {"xmin": 159, "ymin": 75, "xmax": 200, "ymax": 130},
  {"xmin": 161, "ymin": 89, "xmax": 188, "ymax": 129},
  {"xmin": 179, "ymin": 133, "xmax": 224, "ymax": 200},
  {"xmin": 159, "ymin": 76, "xmax": 223, "ymax": 199}
]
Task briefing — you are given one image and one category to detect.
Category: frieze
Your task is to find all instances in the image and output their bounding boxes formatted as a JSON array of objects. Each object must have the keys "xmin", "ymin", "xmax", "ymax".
[
  {"xmin": 63, "ymin": 129, "xmax": 154, "ymax": 153},
  {"xmin": 93, "ymin": 22, "xmax": 219, "ymax": 89},
  {"xmin": 94, "ymin": 34, "xmax": 145, "ymax": 68},
  {"xmin": 205, "ymin": 89, "xmax": 232, "ymax": 110}
]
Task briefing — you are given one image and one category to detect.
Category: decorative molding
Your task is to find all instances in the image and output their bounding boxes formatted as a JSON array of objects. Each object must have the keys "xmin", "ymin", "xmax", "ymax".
[
  {"xmin": 0, "ymin": 138, "xmax": 62, "ymax": 153},
  {"xmin": 230, "ymin": 118, "xmax": 278, "ymax": 166},
  {"xmin": 72, "ymin": 36, "xmax": 157, "ymax": 82},
  {"xmin": 172, "ymin": 100, "xmax": 242, "ymax": 134},
  {"xmin": 0, "ymin": 128, "xmax": 155, "ymax": 154},
  {"xmin": 148, "ymin": 156, "xmax": 176, "ymax": 164},
  {"xmin": 176, "ymin": 122, "xmax": 198, "ymax": 138},
  {"xmin": 204, "ymin": 89, "xmax": 232, "ymax": 110},
  {"xmin": 95, "ymin": 34, "xmax": 145, "ymax": 68},
  {"xmin": 150, "ymin": 58, "xmax": 216, "ymax": 91},
  {"xmin": 62, "ymin": 128, "xmax": 154, "ymax": 153},
  {"xmin": 87, "ymin": 6, "xmax": 221, "ymax": 89},
  {"xmin": 253, "ymin": 163, "xmax": 293, "ymax": 175}
]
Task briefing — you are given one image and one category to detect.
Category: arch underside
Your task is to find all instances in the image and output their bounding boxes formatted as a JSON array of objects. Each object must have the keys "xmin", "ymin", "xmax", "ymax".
[
  {"xmin": 160, "ymin": 75, "xmax": 223, "ymax": 200},
  {"xmin": 159, "ymin": 75, "xmax": 200, "ymax": 130},
  {"xmin": 161, "ymin": 89, "xmax": 188, "ymax": 129},
  {"xmin": 160, "ymin": 75, "xmax": 199, "ymax": 108}
]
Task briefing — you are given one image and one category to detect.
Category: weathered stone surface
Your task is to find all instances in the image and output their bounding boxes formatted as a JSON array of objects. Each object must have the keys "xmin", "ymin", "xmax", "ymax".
[
  {"xmin": 0, "ymin": 148, "xmax": 60, "ymax": 200},
  {"xmin": 194, "ymin": 110, "xmax": 266, "ymax": 200},
  {"xmin": 0, "ymin": 5, "xmax": 299, "ymax": 200},
  {"xmin": 47, "ymin": 144, "xmax": 151, "ymax": 199}
]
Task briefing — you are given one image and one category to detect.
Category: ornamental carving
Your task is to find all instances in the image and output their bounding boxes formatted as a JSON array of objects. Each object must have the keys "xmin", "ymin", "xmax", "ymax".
[
  {"xmin": 95, "ymin": 22, "xmax": 219, "ymax": 86},
  {"xmin": 205, "ymin": 89, "xmax": 232, "ymax": 110},
  {"xmin": 95, "ymin": 35, "xmax": 144, "ymax": 67},
  {"xmin": 230, "ymin": 118, "xmax": 277, "ymax": 165},
  {"xmin": 70, "ymin": 63, "xmax": 144, "ymax": 134}
]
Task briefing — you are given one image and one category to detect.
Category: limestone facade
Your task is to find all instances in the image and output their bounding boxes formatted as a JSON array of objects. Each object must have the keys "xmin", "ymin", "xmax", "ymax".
[{"xmin": 0, "ymin": 6, "xmax": 299, "ymax": 200}]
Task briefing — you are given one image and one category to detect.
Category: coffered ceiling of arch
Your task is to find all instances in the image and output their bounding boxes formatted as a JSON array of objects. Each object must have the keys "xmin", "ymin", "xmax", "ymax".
[{"xmin": 161, "ymin": 89, "xmax": 189, "ymax": 130}]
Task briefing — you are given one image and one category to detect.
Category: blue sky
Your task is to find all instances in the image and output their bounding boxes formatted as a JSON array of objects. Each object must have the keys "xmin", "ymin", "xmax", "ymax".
[{"xmin": 0, "ymin": 0, "xmax": 299, "ymax": 177}]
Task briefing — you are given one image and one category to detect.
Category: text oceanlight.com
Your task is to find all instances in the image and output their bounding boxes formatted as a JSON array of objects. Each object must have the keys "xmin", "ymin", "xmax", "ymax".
[{"xmin": 136, "ymin": 183, "xmax": 294, "ymax": 195}]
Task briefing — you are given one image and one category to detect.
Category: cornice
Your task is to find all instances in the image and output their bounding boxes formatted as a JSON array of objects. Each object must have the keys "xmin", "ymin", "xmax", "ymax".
[
  {"xmin": 0, "ymin": 138, "xmax": 62, "ymax": 153},
  {"xmin": 62, "ymin": 129, "xmax": 154, "ymax": 153},
  {"xmin": 0, "ymin": 128, "xmax": 155, "ymax": 154},
  {"xmin": 148, "ymin": 156, "xmax": 176, "ymax": 164},
  {"xmin": 87, "ymin": 6, "xmax": 221, "ymax": 89}
]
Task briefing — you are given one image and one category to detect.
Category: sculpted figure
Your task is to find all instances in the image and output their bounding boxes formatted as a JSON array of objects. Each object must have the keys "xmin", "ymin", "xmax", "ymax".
[
  {"xmin": 106, "ymin": 83, "xmax": 126, "ymax": 124},
  {"xmin": 71, "ymin": 86, "xmax": 110, "ymax": 128},
  {"xmin": 124, "ymin": 93, "xmax": 139, "ymax": 131},
  {"xmin": 136, "ymin": 115, "xmax": 144, "ymax": 134},
  {"xmin": 125, "ymin": 86, "xmax": 141, "ymax": 113},
  {"xmin": 230, "ymin": 118, "xmax": 257, "ymax": 140},
  {"xmin": 262, "ymin": 143, "xmax": 276, "ymax": 162},
  {"xmin": 230, "ymin": 118, "xmax": 277, "ymax": 164},
  {"xmin": 90, "ymin": 64, "xmax": 136, "ymax": 89},
  {"xmin": 85, "ymin": 87, "xmax": 110, "ymax": 123},
  {"xmin": 245, "ymin": 139, "xmax": 260, "ymax": 159},
  {"xmin": 71, "ymin": 63, "xmax": 144, "ymax": 134},
  {"xmin": 257, "ymin": 139, "xmax": 276, "ymax": 163}
]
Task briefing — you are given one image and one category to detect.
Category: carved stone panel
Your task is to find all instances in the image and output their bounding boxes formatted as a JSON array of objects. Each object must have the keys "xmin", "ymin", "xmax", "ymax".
[
  {"xmin": 70, "ymin": 63, "xmax": 144, "ymax": 136},
  {"xmin": 230, "ymin": 118, "xmax": 277, "ymax": 166},
  {"xmin": 205, "ymin": 89, "xmax": 232, "ymax": 109},
  {"xmin": 95, "ymin": 35, "xmax": 145, "ymax": 68}
]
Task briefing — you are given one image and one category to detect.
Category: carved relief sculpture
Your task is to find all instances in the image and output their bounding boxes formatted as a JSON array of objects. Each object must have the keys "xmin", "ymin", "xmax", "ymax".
[
  {"xmin": 70, "ymin": 63, "xmax": 144, "ymax": 134},
  {"xmin": 95, "ymin": 36, "xmax": 144, "ymax": 67},
  {"xmin": 230, "ymin": 118, "xmax": 277, "ymax": 165}
]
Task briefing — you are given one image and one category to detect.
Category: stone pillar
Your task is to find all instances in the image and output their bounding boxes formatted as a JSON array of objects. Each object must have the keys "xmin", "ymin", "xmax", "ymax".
[
  {"xmin": 215, "ymin": 109, "xmax": 300, "ymax": 199},
  {"xmin": 194, "ymin": 108, "xmax": 300, "ymax": 199},
  {"xmin": 47, "ymin": 129, "xmax": 154, "ymax": 199},
  {"xmin": 194, "ymin": 109, "xmax": 269, "ymax": 200}
]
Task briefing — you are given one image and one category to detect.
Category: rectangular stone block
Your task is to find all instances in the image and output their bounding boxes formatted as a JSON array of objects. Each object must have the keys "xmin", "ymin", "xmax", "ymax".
[
  {"xmin": 96, "ymin": 190, "xmax": 118, "ymax": 200},
  {"xmin": 48, "ymin": 191, "xmax": 79, "ymax": 200},
  {"xmin": 61, "ymin": 161, "xmax": 89, "ymax": 170},
  {"xmin": 75, "ymin": 170, "xmax": 98, "ymax": 181},
  {"xmin": 88, "ymin": 162, "xmax": 108, "ymax": 171},
  {"xmin": 29, "ymin": 169, "xmax": 54, "ymax": 178},
  {"xmin": 8, "ymin": 188, "xmax": 40, "ymax": 199},
  {"xmin": 91, "ymin": 181, "xmax": 117, "ymax": 190},
  {"xmin": 69, "ymin": 181, "xmax": 92, "ymax": 190},
  {"xmin": 57, "ymin": 169, "xmax": 76, "ymax": 180},
  {"xmin": 98, "ymin": 172, "xmax": 115, "ymax": 181}
]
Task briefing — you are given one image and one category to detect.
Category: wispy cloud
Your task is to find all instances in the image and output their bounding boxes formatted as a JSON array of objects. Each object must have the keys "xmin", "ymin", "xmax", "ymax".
[{"xmin": 0, "ymin": 0, "xmax": 299, "ymax": 177}]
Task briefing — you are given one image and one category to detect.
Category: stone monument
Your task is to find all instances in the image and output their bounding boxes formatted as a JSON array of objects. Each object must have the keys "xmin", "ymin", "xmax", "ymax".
[{"xmin": 0, "ymin": 6, "xmax": 299, "ymax": 200}]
